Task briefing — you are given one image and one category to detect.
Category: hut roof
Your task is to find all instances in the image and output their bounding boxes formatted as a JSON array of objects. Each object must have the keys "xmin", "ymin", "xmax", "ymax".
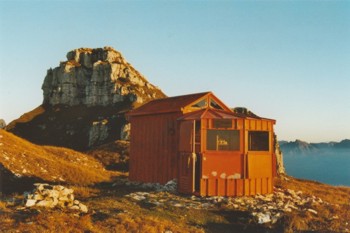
[
  {"xmin": 127, "ymin": 91, "xmax": 275, "ymax": 122},
  {"xmin": 127, "ymin": 92, "xmax": 227, "ymax": 116}
]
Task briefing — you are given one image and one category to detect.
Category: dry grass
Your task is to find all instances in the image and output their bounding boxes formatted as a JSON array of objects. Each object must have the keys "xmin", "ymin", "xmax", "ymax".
[
  {"xmin": 275, "ymin": 176, "xmax": 350, "ymax": 205},
  {"xmin": 0, "ymin": 129, "xmax": 116, "ymax": 186},
  {"xmin": 87, "ymin": 140, "xmax": 129, "ymax": 171},
  {"xmin": 275, "ymin": 176, "xmax": 350, "ymax": 232},
  {"xmin": 68, "ymin": 185, "xmax": 101, "ymax": 199}
]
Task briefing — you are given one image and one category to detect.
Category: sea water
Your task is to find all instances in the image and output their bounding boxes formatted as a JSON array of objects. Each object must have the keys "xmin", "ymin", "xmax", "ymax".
[{"xmin": 283, "ymin": 151, "xmax": 350, "ymax": 187}]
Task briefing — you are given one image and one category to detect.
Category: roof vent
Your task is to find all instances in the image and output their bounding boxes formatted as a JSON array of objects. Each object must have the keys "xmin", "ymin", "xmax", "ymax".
[{"xmin": 233, "ymin": 107, "xmax": 248, "ymax": 115}]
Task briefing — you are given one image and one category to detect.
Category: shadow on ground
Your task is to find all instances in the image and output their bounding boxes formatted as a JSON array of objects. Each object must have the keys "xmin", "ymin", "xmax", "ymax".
[{"xmin": 204, "ymin": 209, "xmax": 283, "ymax": 233}]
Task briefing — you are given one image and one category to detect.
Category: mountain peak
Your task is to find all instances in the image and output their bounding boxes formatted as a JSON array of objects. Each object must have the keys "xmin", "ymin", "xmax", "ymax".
[
  {"xmin": 42, "ymin": 46, "xmax": 166, "ymax": 107},
  {"xmin": 65, "ymin": 46, "xmax": 125, "ymax": 66},
  {"xmin": 8, "ymin": 46, "xmax": 166, "ymax": 150}
]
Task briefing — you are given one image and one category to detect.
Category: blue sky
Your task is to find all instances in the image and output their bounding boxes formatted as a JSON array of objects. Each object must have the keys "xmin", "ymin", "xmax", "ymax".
[{"xmin": 0, "ymin": 0, "xmax": 349, "ymax": 142}]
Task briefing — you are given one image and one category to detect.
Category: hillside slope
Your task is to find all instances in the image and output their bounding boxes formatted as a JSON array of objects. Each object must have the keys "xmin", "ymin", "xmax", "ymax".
[{"xmin": 0, "ymin": 129, "xmax": 115, "ymax": 193}]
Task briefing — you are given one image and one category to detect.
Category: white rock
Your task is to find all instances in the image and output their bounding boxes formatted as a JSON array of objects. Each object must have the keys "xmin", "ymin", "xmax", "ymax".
[
  {"xmin": 131, "ymin": 195, "xmax": 146, "ymax": 201},
  {"xmin": 232, "ymin": 204, "xmax": 239, "ymax": 208},
  {"xmin": 58, "ymin": 196, "xmax": 69, "ymax": 202},
  {"xmin": 69, "ymin": 205, "xmax": 80, "ymax": 211},
  {"xmin": 60, "ymin": 188, "xmax": 74, "ymax": 196},
  {"xmin": 256, "ymin": 212, "xmax": 271, "ymax": 224},
  {"xmin": 307, "ymin": 208, "xmax": 318, "ymax": 215},
  {"xmin": 36, "ymin": 200, "xmax": 54, "ymax": 208},
  {"xmin": 25, "ymin": 199, "xmax": 37, "ymax": 207},
  {"xmin": 173, "ymin": 203, "xmax": 183, "ymax": 208},
  {"xmin": 79, "ymin": 203, "xmax": 88, "ymax": 213},
  {"xmin": 33, "ymin": 194, "xmax": 44, "ymax": 201},
  {"xmin": 67, "ymin": 193, "xmax": 75, "ymax": 201}
]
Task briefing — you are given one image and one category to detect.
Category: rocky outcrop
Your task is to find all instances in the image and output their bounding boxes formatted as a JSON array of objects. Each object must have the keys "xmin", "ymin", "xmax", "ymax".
[
  {"xmin": 88, "ymin": 119, "xmax": 109, "ymax": 147},
  {"xmin": 42, "ymin": 47, "xmax": 164, "ymax": 107},
  {"xmin": 24, "ymin": 183, "xmax": 88, "ymax": 213},
  {"xmin": 7, "ymin": 47, "xmax": 166, "ymax": 150},
  {"xmin": 0, "ymin": 119, "xmax": 5, "ymax": 129},
  {"xmin": 274, "ymin": 135, "xmax": 285, "ymax": 175},
  {"xmin": 120, "ymin": 123, "xmax": 130, "ymax": 141},
  {"xmin": 275, "ymin": 145, "xmax": 285, "ymax": 175}
]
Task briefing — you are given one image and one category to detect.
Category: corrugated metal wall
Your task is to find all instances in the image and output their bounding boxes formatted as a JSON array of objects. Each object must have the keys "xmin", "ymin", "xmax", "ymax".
[
  {"xmin": 199, "ymin": 177, "xmax": 273, "ymax": 196},
  {"xmin": 197, "ymin": 117, "xmax": 275, "ymax": 196},
  {"xmin": 129, "ymin": 112, "xmax": 181, "ymax": 184}
]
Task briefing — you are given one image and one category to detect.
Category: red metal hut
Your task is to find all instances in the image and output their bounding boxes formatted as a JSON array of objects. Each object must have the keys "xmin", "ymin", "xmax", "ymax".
[{"xmin": 127, "ymin": 92, "xmax": 276, "ymax": 196}]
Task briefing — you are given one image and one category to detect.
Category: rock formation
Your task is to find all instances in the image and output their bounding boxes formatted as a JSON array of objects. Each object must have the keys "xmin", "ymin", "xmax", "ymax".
[
  {"xmin": 274, "ymin": 135, "xmax": 285, "ymax": 175},
  {"xmin": 42, "ymin": 47, "xmax": 163, "ymax": 107},
  {"xmin": 7, "ymin": 47, "xmax": 166, "ymax": 150},
  {"xmin": 0, "ymin": 119, "xmax": 5, "ymax": 129}
]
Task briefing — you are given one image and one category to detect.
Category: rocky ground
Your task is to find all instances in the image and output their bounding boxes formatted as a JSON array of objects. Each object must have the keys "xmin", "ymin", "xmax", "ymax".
[
  {"xmin": 1, "ymin": 176, "xmax": 349, "ymax": 233},
  {"xmin": 1, "ymin": 130, "xmax": 349, "ymax": 232},
  {"xmin": 125, "ymin": 182, "xmax": 326, "ymax": 225}
]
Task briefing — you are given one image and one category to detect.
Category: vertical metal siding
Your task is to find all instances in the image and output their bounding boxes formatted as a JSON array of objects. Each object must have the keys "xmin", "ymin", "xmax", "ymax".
[
  {"xmin": 199, "ymin": 177, "xmax": 272, "ymax": 196},
  {"xmin": 129, "ymin": 112, "xmax": 181, "ymax": 184}
]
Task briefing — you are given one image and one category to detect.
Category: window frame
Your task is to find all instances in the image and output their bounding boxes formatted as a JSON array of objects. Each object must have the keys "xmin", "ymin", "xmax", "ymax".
[
  {"xmin": 248, "ymin": 130, "xmax": 270, "ymax": 152},
  {"xmin": 206, "ymin": 129, "xmax": 240, "ymax": 152}
]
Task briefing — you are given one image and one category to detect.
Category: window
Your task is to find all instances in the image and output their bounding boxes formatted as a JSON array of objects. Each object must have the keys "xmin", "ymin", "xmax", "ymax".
[
  {"xmin": 248, "ymin": 131, "xmax": 269, "ymax": 151},
  {"xmin": 207, "ymin": 130, "xmax": 240, "ymax": 151},
  {"xmin": 191, "ymin": 99, "xmax": 207, "ymax": 109},
  {"xmin": 209, "ymin": 98, "xmax": 224, "ymax": 110}
]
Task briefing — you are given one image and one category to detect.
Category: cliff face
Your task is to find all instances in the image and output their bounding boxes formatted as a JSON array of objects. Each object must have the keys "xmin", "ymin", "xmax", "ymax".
[
  {"xmin": 7, "ymin": 47, "xmax": 166, "ymax": 150},
  {"xmin": 42, "ymin": 47, "xmax": 163, "ymax": 107},
  {"xmin": 275, "ymin": 138, "xmax": 286, "ymax": 175}
]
